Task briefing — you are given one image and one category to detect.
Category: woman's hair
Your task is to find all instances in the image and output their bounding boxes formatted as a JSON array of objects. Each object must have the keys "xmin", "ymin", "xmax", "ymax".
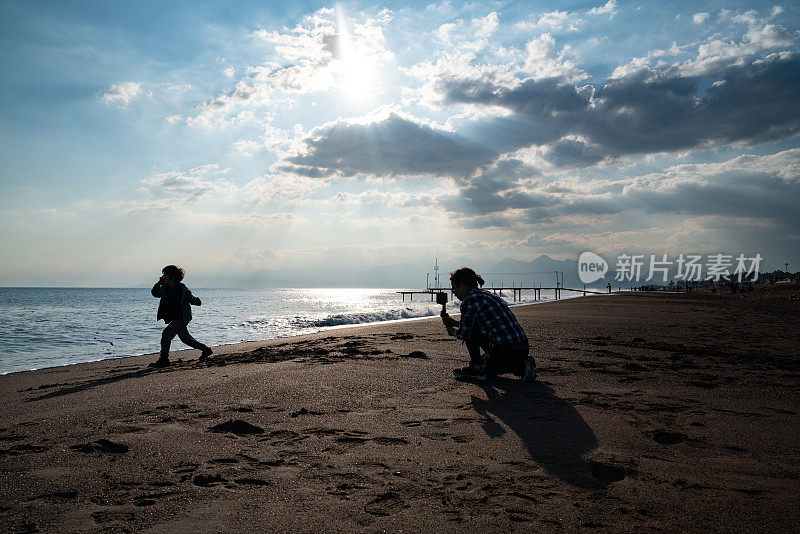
[
  {"xmin": 450, "ymin": 267, "xmax": 485, "ymax": 288},
  {"xmin": 162, "ymin": 265, "xmax": 185, "ymax": 282}
]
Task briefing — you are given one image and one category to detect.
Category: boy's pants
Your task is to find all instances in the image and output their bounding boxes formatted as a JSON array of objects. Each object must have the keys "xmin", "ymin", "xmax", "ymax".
[
  {"xmin": 160, "ymin": 320, "xmax": 207, "ymax": 359},
  {"xmin": 465, "ymin": 335, "xmax": 531, "ymax": 376}
]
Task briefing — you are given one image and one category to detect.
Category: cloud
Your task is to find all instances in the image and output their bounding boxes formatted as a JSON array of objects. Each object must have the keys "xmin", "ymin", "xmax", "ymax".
[
  {"xmin": 283, "ymin": 111, "xmax": 497, "ymax": 178},
  {"xmin": 588, "ymin": 0, "xmax": 618, "ymax": 18},
  {"xmin": 102, "ymin": 82, "xmax": 142, "ymax": 108},
  {"xmin": 692, "ymin": 12, "xmax": 710, "ymax": 25},
  {"xmin": 435, "ymin": 149, "xmax": 800, "ymax": 239},
  {"xmin": 437, "ymin": 76, "xmax": 595, "ymax": 154},
  {"xmin": 240, "ymin": 173, "xmax": 328, "ymax": 205},
  {"xmin": 436, "ymin": 51, "xmax": 800, "ymax": 163},
  {"xmin": 234, "ymin": 247, "xmax": 276, "ymax": 263},
  {"xmin": 668, "ymin": 20, "xmax": 797, "ymax": 77},
  {"xmin": 744, "ymin": 24, "xmax": 796, "ymax": 49},
  {"xmin": 612, "ymin": 150, "xmax": 800, "ymax": 223},
  {"xmin": 472, "ymin": 12, "xmax": 499, "ymax": 40},
  {"xmin": 534, "ymin": 11, "xmax": 575, "ymax": 31},
  {"xmin": 189, "ymin": 7, "xmax": 393, "ymax": 128},
  {"xmin": 544, "ymin": 137, "xmax": 611, "ymax": 168},
  {"xmin": 140, "ymin": 164, "xmax": 235, "ymax": 203},
  {"xmin": 434, "ymin": 11, "xmax": 499, "ymax": 47}
]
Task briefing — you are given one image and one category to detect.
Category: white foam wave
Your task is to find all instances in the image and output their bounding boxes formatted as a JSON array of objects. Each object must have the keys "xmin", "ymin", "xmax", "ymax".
[
  {"xmin": 297, "ymin": 307, "xmax": 437, "ymax": 328},
  {"xmin": 240, "ymin": 307, "xmax": 438, "ymax": 331}
]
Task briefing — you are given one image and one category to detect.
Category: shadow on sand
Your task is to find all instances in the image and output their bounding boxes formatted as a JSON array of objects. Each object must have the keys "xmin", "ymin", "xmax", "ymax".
[
  {"xmin": 27, "ymin": 367, "xmax": 156, "ymax": 402},
  {"xmin": 470, "ymin": 377, "xmax": 626, "ymax": 489}
]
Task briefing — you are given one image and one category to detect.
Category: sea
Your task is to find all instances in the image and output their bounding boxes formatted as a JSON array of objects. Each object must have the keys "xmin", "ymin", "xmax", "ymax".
[{"xmin": 0, "ymin": 287, "xmax": 565, "ymax": 375}]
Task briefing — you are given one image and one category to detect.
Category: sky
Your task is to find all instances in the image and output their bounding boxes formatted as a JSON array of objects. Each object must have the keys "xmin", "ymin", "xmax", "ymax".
[{"xmin": 1, "ymin": 0, "xmax": 799, "ymax": 287}]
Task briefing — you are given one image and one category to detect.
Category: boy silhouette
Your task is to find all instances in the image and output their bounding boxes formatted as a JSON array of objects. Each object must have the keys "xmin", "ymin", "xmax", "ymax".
[{"xmin": 150, "ymin": 265, "xmax": 212, "ymax": 367}]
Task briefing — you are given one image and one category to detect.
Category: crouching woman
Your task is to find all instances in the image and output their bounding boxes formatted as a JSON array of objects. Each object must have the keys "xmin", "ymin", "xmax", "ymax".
[{"xmin": 442, "ymin": 267, "xmax": 535, "ymax": 381}]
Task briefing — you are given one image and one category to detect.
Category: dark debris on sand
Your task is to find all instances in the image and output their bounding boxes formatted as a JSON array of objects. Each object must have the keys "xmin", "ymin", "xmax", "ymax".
[
  {"xmin": 209, "ymin": 420, "xmax": 265, "ymax": 436},
  {"xmin": 70, "ymin": 439, "xmax": 129, "ymax": 454}
]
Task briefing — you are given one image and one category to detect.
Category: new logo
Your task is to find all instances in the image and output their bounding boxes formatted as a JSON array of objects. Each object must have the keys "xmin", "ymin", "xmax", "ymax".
[{"xmin": 578, "ymin": 251, "xmax": 608, "ymax": 284}]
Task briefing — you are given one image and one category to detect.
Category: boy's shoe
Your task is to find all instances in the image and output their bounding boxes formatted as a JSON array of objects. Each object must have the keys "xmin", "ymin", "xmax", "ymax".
[
  {"xmin": 199, "ymin": 347, "xmax": 213, "ymax": 361},
  {"xmin": 521, "ymin": 357, "xmax": 537, "ymax": 382},
  {"xmin": 453, "ymin": 365, "xmax": 487, "ymax": 381},
  {"xmin": 149, "ymin": 357, "xmax": 170, "ymax": 368}
]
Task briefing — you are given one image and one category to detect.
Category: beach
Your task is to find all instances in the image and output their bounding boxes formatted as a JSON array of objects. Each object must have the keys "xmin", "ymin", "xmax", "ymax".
[{"xmin": 1, "ymin": 291, "xmax": 798, "ymax": 532}]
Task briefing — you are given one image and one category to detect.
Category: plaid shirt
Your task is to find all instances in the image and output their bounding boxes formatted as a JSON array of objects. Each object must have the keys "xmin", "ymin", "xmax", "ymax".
[{"xmin": 456, "ymin": 288, "xmax": 528, "ymax": 347}]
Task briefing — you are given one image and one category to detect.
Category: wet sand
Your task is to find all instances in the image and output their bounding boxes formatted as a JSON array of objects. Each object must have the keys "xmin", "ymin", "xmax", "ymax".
[{"xmin": 1, "ymin": 291, "xmax": 798, "ymax": 532}]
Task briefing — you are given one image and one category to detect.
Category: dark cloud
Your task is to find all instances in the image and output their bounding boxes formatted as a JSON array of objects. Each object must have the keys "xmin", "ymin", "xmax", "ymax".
[
  {"xmin": 440, "ymin": 52, "xmax": 800, "ymax": 165},
  {"xmin": 700, "ymin": 54, "xmax": 800, "ymax": 144},
  {"xmin": 274, "ymin": 164, "xmax": 328, "ymax": 178},
  {"xmin": 438, "ymin": 151, "xmax": 800, "ymax": 234},
  {"xmin": 441, "ymin": 178, "xmax": 548, "ymax": 216},
  {"xmin": 278, "ymin": 54, "xmax": 800, "ymax": 232},
  {"xmin": 286, "ymin": 113, "xmax": 497, "ymax": 178},
  {"xmin": 547, "ymin": 138, "xmax": 610, "ymax": 167},
  {"xmin": 622, "ymin": 171, "xmax": 800, "ymax": 227},
  {"xmin": 436, "ymin": 157, "xmax": 544, "ymax": 216},
  {"xmin": 477, "ymin": 157, "xmax": 540, "ymax": 182},
  {"xmin": 446, "ymin": 78, "xmax": 593, "ymax": 152}
]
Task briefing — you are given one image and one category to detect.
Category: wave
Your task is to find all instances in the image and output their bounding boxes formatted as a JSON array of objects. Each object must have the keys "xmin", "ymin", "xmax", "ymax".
[
  {"xmin": 297, "ymin": 307, "xmax": 438, "ymax": 328},
  {"xmin": 239, "ymin": 307, "xmax": 438, "ymax": 331}
]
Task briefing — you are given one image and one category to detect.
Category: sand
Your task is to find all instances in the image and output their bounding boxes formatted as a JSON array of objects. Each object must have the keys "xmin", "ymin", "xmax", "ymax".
[{"xmin": 1, "ymin": 291, "xmax": 798, "ymax": 532}]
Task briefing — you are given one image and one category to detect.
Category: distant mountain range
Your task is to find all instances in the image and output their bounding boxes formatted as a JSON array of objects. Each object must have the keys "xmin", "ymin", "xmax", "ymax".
[{"xmin": 130, "ymin": 254, "xmax": 642, "ymax": 289}]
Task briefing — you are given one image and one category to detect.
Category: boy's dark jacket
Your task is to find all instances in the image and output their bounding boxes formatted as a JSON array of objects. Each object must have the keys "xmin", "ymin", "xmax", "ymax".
[{"xmin": 151, "ymin": 282, "xmax": 201, "ymax": 324}]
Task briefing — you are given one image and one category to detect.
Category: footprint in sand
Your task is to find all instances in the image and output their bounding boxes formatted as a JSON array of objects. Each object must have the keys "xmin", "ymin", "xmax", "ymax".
[
  {"xmin": 390, "ymin": 333, "xmax": 415, "ymax": 340},
  {"xmin": 31, "ymin": 491, "xmax": 79, "ymax": 503},
  {"xmin": 234, "ymin": 478, "xmax": 270, "ymax": 487},
  {"xmin": 652, "ymin": 430, "xmax": 689, "ymax": 445},
  {"xmin": 371, "ymin": 437, "xmax": 408, "ymax": 445},
  {"xmin": 364, "ymin": 492, "xmax": 406, "ymax": 516},
  {"xmin": 193, "ymin": 474, "xmax": 227, "ymax": 487},
  {"xmin": 336, "ymin": 436, "xmax": 370, "ymax": 444},
  {"xmin": 0, "ymin": 443, "xmax": 48, "ymax": 456},
  {"xmin": 92, "ymin": 510, "xmax": 135, "ymax": 525}
]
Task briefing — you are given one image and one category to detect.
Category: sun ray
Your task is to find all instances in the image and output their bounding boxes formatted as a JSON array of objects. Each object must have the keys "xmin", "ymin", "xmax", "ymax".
[{"xmin": 335, "ymin": 6, "xmax": 380, "ymax": 100}]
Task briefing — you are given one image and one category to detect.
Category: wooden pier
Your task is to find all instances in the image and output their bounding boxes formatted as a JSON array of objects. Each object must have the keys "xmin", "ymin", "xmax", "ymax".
[{"xmin": 397, "ymin": 286, "xmax": 609, "ymax": 302}]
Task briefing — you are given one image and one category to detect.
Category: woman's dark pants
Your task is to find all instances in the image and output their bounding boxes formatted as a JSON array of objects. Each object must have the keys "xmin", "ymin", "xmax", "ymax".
[{"xmin": 465, "ymin": 336, "xmax": 531, "ymax": 376}]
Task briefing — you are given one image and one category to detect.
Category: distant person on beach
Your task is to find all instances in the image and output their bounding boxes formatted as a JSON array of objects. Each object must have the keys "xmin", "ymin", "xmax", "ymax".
[
  {"xmin": 150, "ymin": 265, "xmax": 212, "ymax": 368},
  {"xmin": 441, "ymin": 267, "xmax": 535, "ymax": 381}
]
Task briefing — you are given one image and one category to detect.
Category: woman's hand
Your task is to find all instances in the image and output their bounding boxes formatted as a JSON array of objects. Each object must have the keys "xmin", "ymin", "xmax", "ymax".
[{"xmin": 440, "ymin": 314, "xmax": 458, "ymax": 335}]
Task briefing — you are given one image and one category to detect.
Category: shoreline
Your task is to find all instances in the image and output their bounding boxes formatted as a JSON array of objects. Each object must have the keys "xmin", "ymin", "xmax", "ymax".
[
  {"xmin": 2, "ymin": 291, "xmax": 595, "ymax": 377},
  {"xmin": 2, "ymin": 292, "xmax": 797, "ymax": 532}
]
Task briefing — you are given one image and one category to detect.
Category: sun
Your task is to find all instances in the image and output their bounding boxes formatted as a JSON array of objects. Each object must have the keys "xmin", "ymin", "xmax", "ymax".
[{"xmin": 335, "ymin": 9, "xmax": 381, "ymax": 100}]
